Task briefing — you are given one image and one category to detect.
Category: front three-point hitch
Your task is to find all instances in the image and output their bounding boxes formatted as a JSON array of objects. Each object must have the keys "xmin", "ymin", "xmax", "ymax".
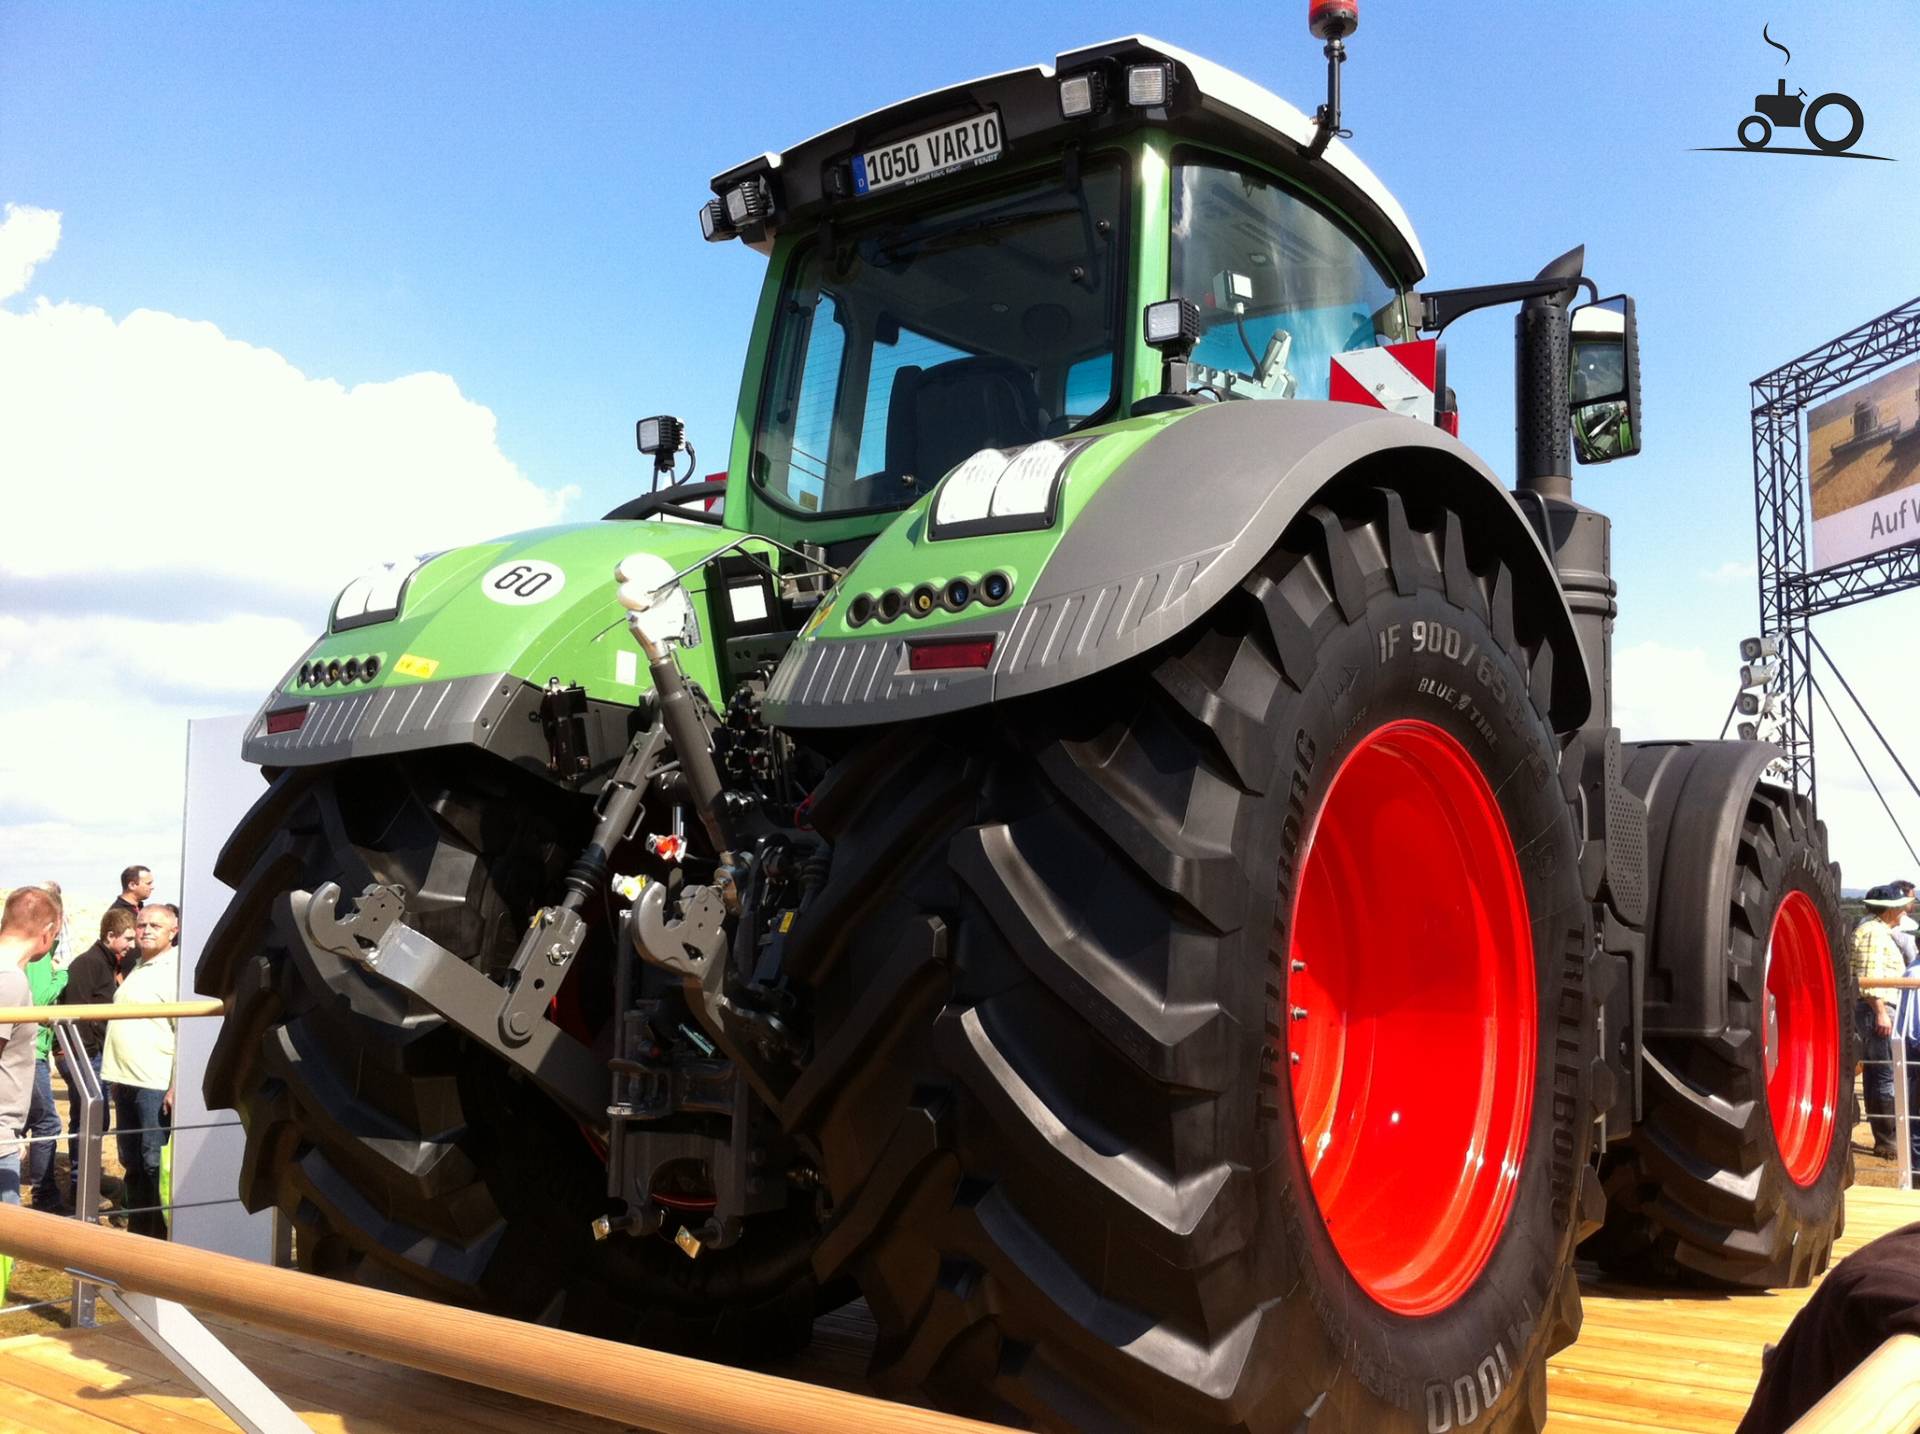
[{"xmin": 290, "ymin": 550, "xmax": 832, "ymax": 1258}]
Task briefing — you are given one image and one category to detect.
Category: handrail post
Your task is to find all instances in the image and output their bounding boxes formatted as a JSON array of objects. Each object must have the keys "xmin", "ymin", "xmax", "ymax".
[
  {"xmin": 90, "ymin": 1276, "xmax": 313, "ymax": 1434},
  {"xmin": 53, "ymin": 1018, "xmax": 102, "ymax": 1328},
  {"xmin": 1897, "ymin": 1037, "xmax": 1912, "ymax": 1193}
]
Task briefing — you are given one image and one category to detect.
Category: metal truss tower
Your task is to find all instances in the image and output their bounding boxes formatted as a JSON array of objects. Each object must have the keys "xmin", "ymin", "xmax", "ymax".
[{"xmin": 1751, "ymin": 295, "xmax": 1920, "ymax": 803}]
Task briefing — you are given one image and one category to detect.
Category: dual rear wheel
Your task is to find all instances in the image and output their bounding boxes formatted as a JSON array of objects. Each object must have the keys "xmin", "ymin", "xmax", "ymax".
[{"xmin": 1587, "ymin": 750, "xmax": 1850, "ymax": 1288}]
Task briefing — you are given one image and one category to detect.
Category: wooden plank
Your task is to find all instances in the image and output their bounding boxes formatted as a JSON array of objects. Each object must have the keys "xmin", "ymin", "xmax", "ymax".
[
  {"xmin": 5, "ymin": 1331, "xmax": 267, "ymax": 1433},
  {"xmin": 1542, "ymin": 1414, "xmax": 1708, "ymax": 1434},
  {"xmin": 0, "ymin": 1350, "xmax": 217, "ymax": 1434},
  {"xmin": 0, "ymin": 1205, "xmax": 1003, "ymax": 1434},
  {"xmin": 201, "ymin": 1320, "xmax": 629, "ymax": 1434},
  {"xmin": 1545, "ymin": 1370, "xmax": 1754, "ymax": 1423},
  {"xmin": 84, "ymin": 1324, "xmax": 428, "ymax": 1434},
  {"xmin": 0, "ymin": 1381, "xmax": 142, "ymax": 1434},
  {"xmin": 35, "ymin": 1324, "xmax": 375, "ymax": 1434},
  {"xmin": 0, "ymin": 1188, "xmax": 1912, "ymax": 1434},
  {"xmin": 209, "ymin": 1319, "xmax": 635, "ymax": 1432}
]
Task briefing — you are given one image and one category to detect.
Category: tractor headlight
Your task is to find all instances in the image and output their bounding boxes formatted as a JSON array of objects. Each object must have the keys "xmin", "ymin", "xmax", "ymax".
[
  {"xmin": 331, "ymin": 553, "xmax": 435, "ymax": 633},
  {"xmin": 928, "ymin": 439, "xmax": 1087, "ymax": 540}
]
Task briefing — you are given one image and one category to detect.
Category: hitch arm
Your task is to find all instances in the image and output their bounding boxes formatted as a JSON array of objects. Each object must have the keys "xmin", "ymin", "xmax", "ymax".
[
  {"xmin": 297, "ymin": 883, "xmax": 609, "ymax": 1130},
  {"xmin": 495, "ymin": 723, "xmax": 669, "ymax": 1048}
]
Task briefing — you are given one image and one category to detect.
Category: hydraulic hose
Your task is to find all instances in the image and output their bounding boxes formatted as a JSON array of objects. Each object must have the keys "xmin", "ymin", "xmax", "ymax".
[{"xmin": 631, "ymin": 624, "xmax": 736, "ymax": 857}]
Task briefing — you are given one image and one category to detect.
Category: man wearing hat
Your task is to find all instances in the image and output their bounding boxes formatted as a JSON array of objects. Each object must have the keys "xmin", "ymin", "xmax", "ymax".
[
  {"xmin": 1893, "ymin": 880, "xmax": 1919, "ymax": 966},
  {"xmin": 1854, "ymin": 884, "xmax": 1913, "ymax": 1159}
]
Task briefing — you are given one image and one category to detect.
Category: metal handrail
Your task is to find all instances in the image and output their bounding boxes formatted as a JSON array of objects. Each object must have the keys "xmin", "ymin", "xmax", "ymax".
[
  {"xmin": 3, "ymin": 1006, "xmax": 231, "ymax": 1323},
  {"xmin": 0, "ymin": 1203, "xmax": 1006, "ymax": 1433},
  {"xmin": 1860, "ymin": 980, "xmax": 1918, "ymax": 1191}
]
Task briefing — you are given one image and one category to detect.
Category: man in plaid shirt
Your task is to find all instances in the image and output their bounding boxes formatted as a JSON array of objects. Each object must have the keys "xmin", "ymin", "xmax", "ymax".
[{"xmin": 1853, "ymin": 885, "xmax": 1912, "ymax": 1158}]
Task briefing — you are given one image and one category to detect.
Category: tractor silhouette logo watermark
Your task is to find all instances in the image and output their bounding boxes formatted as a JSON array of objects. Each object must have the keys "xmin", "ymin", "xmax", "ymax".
[{"xmin": 1694, "ymin": 24, "xmax": 1891, "ymax": 161}]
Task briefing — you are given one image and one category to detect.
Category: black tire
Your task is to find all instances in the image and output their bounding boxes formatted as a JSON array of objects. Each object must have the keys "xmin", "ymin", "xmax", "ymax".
[
  {"xmin": 1804, "ymin": 93, "xmax": 1864, "ymax": 154},
  {"xmin": 1738, "ymin": 114, "xmax": 1772, "ymax": 150},
  {"xmin": 785, "ymin": 481, "xmax": 1598, "ymax": 1431},
  {"xmin": 1586, "ymin": 763, "xmax": 1851, "ymax": 1287},
  {"xmin": 197, "ymin": 751, "xmax": 819, "ymax": 1357}
]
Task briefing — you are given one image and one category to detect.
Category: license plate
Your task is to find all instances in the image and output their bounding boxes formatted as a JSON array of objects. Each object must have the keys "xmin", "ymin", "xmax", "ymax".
[{"xmin": 853, "ymin": 110, "xmax": 1003, "ymax": 198}]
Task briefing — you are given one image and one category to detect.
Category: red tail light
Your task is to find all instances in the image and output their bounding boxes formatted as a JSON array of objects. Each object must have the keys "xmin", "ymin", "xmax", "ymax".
[
  {"xmin": 907, "ymin": 637, "xmax": 996, "ymax": 672},
  {"xmin": 265, "ymin": 706, "xmax": 309, "ymax": 734}
]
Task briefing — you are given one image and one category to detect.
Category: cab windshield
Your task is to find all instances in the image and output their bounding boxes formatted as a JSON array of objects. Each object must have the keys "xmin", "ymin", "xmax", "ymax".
[
  {"xmin": 1171, "ymin": 154, "xmax": 1402, "ymax": 401},
  {"xmin": 751, "ymin": 162, "xmax": 1124, "ymax": 518}
]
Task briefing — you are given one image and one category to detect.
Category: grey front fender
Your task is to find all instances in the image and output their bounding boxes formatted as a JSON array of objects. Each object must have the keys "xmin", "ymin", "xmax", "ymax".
[{"xmin": 766, "ymin": 402, "xmax": 1591, "ymax": 731}]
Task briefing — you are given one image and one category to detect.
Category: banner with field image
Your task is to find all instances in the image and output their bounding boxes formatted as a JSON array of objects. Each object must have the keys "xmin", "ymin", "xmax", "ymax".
[{"xmin": 1809, "ymin": 355, "xmax": 1920, "ymax": 569}]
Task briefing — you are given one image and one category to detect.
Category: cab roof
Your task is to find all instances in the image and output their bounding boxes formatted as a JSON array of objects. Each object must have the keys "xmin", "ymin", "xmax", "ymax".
[{"xmin": 710, "ymin": 35, "xmax": 1426, "ymax": 284}]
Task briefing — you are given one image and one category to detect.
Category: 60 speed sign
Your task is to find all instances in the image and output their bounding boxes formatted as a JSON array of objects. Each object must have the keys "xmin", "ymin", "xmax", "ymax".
[{"xmin": 480, "ymin": 559, "xmax": 566, "ymax": 605}]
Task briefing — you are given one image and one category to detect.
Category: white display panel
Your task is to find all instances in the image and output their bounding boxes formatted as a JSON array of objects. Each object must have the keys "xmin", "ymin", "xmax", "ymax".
[
  {"xmin": 172, "ymin": 713, "xmax": 276, "ymax": 1262},
  {"xmin": 1808, "ymin": 356, "xmax": 1920, "ymax": 569}
]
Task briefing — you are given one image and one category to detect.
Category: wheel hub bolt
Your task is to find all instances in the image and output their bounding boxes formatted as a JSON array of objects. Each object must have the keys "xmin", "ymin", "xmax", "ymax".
[{"xmin": 1291, "ymin": 1006, "xmax": 1309, "ymax": 1022}]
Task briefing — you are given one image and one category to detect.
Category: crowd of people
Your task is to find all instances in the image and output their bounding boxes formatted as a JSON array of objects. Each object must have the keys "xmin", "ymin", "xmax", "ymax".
[{"xmin": 0, "ymin": 866, "xmax": 178, "ymax": 1240}]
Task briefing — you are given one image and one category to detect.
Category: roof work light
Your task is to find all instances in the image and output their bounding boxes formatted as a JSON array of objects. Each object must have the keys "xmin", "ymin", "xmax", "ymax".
[
  {"xmin": 724, "ymin": 178, "xmax": 771, "ymax": 230},
  {"xmin": 1125, "ymin": 62, "xmax": 1173, "ymax": 109},
  {"xmin": 1058, "ymin": 69, "xmax": 1107, "ymax": 119},
  {"xmin": 637, "ymin": 415, "xmax": 686, "ymax": 477},
  {"xmin": 699, "ymin": 198, "xmax": 734, "ymax": 243},
  {"xmin": 1143, "ymin": 299, "xmax": 1200, "ymax": 355}
]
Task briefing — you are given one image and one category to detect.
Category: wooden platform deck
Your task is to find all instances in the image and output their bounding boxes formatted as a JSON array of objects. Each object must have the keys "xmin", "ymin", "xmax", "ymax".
[{"xmin": 0, "ymin": 1185, "xmax": 1913, "ymax": 1433}]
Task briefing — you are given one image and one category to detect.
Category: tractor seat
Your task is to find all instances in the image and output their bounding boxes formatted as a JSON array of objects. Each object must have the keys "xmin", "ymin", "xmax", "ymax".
[{"xmin": 884, "ymin": 357, "xmax": 1046, "ymax": 491}]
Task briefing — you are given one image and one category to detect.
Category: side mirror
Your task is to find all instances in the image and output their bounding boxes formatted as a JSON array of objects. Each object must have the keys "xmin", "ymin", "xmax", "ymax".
[{"xmin": 1569, "ymin": 296, "xmax": 1641, "ymax": 464}]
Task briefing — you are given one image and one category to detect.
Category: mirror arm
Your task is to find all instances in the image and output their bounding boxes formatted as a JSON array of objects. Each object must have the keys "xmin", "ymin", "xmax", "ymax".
[{"xmin": 1419, "ymin": 275, "xmax": 1598, "ymax": 334}]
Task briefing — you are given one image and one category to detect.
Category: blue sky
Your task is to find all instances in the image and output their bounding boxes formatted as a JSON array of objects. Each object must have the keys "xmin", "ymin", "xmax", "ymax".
[{"xmin": 3, "ymin": 2, "xmax": 1918, "ymax": 900}]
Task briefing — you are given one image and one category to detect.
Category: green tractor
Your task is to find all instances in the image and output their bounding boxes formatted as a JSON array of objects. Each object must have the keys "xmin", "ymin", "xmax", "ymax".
[{"xmin": 201, "ymin": 17, "xmax": 1853, "ymax": 1432}]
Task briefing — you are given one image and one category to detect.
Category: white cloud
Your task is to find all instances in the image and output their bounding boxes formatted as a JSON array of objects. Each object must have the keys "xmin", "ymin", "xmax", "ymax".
[
  {"xmin": 1703, "ymin": 559, "xmax": 1758, "ymax": 584},
  {"xmin": 0, "ymin": 208, "xmax": 575, "ymax": 897},
  {"xmin": 0, "ymin": 204, "xmax": 60, "ymax": 300},
  {"xmin": 1612, "ymin": 640, "xmax": 1735, "ymax": 743},
  {"xmin": 0, "ymin": 298, "xmax": 573, "ymax": 590}
]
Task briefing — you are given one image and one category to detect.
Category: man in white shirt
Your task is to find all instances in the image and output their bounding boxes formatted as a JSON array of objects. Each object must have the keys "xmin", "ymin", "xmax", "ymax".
[
  {"xmin": 0, "ymin": 888, "xmax": 62, "ymax": 1206},
  {"xmin": 103, "ymin": 904, "xmax": 179, "ymax": 1238}
]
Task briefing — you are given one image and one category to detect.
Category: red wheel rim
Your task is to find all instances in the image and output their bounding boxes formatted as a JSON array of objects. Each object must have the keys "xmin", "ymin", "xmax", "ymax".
[
  {"xmin": 1763, "ymin": 890, "xmax": 1839, "ymax": 1185},
  {"xmin": 1285, "ymin": 719, "xmax": 1537, "ymax": 1316}
]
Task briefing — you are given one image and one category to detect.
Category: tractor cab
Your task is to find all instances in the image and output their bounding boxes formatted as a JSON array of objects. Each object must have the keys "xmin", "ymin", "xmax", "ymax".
[{"xmin": 696, "ymin": 36, "xmax": 1428, "ymax": 556}]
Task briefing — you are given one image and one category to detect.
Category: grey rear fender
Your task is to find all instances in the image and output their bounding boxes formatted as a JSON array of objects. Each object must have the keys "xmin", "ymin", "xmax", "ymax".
[
  {"xmin": 767, "ymin": 400, "xmax": 1591, "ymax": 732},
  {"xmin": 1620, "ymin": 739, "xmax": 1822, "ymax": 1039}
]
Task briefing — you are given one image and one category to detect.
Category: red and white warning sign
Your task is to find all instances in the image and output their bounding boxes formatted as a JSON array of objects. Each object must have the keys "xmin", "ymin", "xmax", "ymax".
[{"xmin": 1330, "ymin": 339, "xmax": 1439, "ymax": 423}]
